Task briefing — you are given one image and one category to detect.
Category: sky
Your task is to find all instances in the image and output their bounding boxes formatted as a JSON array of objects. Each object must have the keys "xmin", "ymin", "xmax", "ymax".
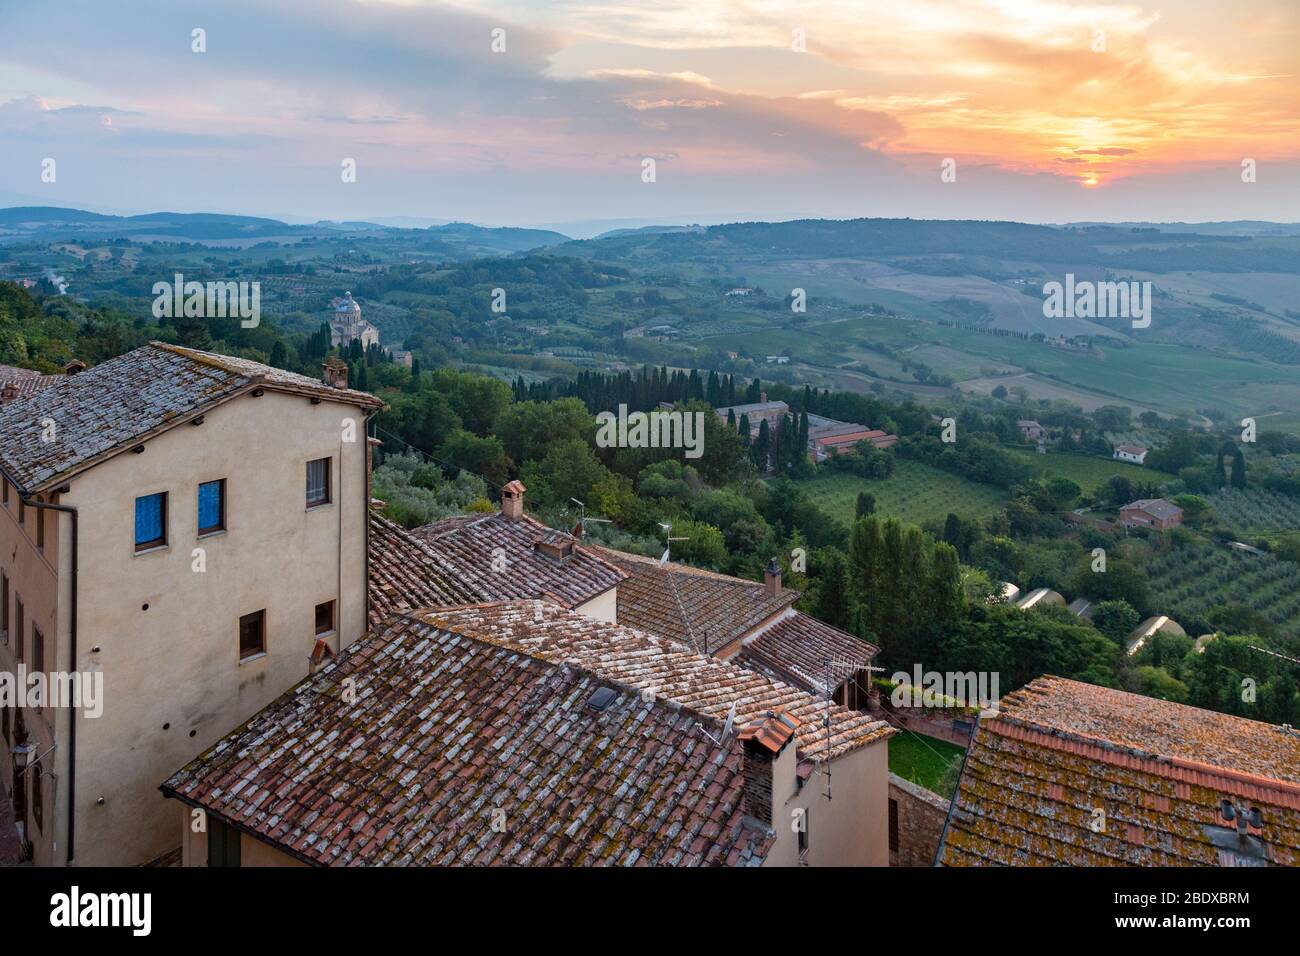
[{"xmin": 1, "ymin": 0, "xmax": 1297, "ymax": 232}]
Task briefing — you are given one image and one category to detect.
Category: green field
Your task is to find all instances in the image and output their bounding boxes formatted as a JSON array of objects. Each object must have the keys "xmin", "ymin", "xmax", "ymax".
[
  {"xmin": 1006, "ymin": 449, "xmax": 1170, "ymax": 493},
  {"xmin": 888, "ymin": 732, "xmax": 966, "ymax": 797},
  {"xmin": 804, "ymin": 459, "xmax": 1009, "ymax": 527}
]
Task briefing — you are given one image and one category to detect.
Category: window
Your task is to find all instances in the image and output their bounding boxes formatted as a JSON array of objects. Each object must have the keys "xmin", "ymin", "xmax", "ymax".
[
  {"xmin": 889, "ymin": 798, "xmax": 899, "ymax": 853},
  {"xmin": 134, "ymin": 492, "xmax": 167, "ymax": 551},
  {"xmin": 1, "ymin": 705, "xmax": 8, "ymax": 745},
  {"xmin": 14, "ymin": 597, "xmax": 22, "ymax": 662},
  {"xmin": 314, "ymin": 600, "xmax": 336, "ymax": 635},
  {"xmin": 197, "ymin": 480, "xmax": 225, "ymax": 535},
  {"xmin": 797, "ymin": 807, "xmax": 810, "ymax": 858},
  {"xmin": 36, "ymin": 507, "xmax": 44, "ymax": 550},
  {"xmin": 18, "ymin": 498, "xmax": 24, "ymax": 525},
  {"xmin": 1, "ymin": 572, "xmax": 8, "ymax": 644},
  {"xmin": 306, "ymin": 457, "xmax": 331, "ymax": 508},
  {"xmin": 31, "ymin": 768, "xmax": 43, "ymax": 832},
  {"xmin": 207, "ymin": 817, "xmax": 241, "ymax": 867},
  {"xmin": 32, "ymin": 625, "xmax": 44, "ymax": 675},
  {"xmin": 2, "ymin": 479, "xmax": 7, "ymax": 506},
  {"xmin": 239, "ymin": 610, "xmax": 266, "ymax": 661}
]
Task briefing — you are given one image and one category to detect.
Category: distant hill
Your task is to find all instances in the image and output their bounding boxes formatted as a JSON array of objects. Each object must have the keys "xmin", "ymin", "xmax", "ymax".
[{"xmin": 0, "ymin": 206, "xmax": 567, "ymax": 254}]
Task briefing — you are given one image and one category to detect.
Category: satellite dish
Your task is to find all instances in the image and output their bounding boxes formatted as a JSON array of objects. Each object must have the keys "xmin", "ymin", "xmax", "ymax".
[{"xmin": 722, "ymin": 699, "xmax": 738, "ymax": 740}]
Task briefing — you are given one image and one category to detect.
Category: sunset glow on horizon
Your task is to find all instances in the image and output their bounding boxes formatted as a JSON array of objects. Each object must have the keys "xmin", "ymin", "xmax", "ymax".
[{"xmin": 2, "ymin": 0, "xmax": 1297, "ymax": 224}]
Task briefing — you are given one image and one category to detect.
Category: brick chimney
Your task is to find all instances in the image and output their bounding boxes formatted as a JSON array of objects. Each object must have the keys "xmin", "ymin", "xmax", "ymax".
[
  {"xmin": 501, "ymin": 479, "xmax": 526, "ymax": 521},
  {"xmin": 764, "ymin": 557, "xmax": 782, "ymax": 596},
  {"xmin": 0, "ymin": 383, "xmax": 18, "ymax": 403},
  {"xmin": 322, "ymin": 357, "xmax": 348, "ymax": 389},
  {"xmin": 737, "ymin": 711, "xmax": 800, "ymax": 827},
  {"xmin": 63, "ymin": 359, "xmax": 86, "ymax": 376}
]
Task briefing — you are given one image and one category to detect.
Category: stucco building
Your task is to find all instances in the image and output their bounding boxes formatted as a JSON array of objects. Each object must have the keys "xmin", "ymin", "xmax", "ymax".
[{"xmin": 0, "ymin": 342, "xmax": 381, "ymax": 865}]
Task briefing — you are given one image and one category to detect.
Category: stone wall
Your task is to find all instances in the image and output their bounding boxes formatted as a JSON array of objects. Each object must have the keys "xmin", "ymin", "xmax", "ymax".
[{"xmin": 888, "ymin": 773, "xmax": 950, "ymax": 867}]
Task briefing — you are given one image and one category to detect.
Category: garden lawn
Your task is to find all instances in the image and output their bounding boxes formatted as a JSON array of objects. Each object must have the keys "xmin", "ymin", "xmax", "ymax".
[{"xmin": 888, "ymin": 732, "xmax": 966, "ymax": 798}]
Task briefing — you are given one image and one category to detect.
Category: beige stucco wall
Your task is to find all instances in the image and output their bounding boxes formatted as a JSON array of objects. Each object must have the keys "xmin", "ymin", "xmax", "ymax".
[
  {"xmin": 41, "ymin": 387, "xmax": 372, "ymax": 866},
  {"xmin": 575, "ymin": 586, "xmax": 617, "ymax": 624},
  {"xmin": 764, "ymin": 738, "xmax": 890, "ymax": 867},
  {"xmin": 0, "ymin": 480, "xmax": 67, "ymax": 866}
]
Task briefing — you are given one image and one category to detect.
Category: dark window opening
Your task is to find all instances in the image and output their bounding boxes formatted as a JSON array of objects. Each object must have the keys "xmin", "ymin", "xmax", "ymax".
[
  {"xmin": 306, "ymin": 457, "xmax": 331, "ymax": 507},
  {"xmin": 889, "ymin": 798, "xmax": 899, "ymax": 852},
  {"xmin": 239, "ymin": 610, "xmax": 266, "ymax": 661},
  {"xmin": 314, "ymin": 600, "xmax": 335, "ymax": 635},
  {"xmin": 207, "ymin": 817, "xmax": 241, "ymax": 867}
]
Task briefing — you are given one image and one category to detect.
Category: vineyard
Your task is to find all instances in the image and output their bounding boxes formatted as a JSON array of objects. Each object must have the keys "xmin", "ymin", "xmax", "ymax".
[
  {"xmin": 804, "ymin": 458, "xmax": 1009, "ymax": 528},
  {"xmin": 1145, "ymin": 543, "xmax": 1300, "ymax": 642},
  {"xmin": 1208, "ymin": 488, "xmax": 1300, "ymax": 536}
]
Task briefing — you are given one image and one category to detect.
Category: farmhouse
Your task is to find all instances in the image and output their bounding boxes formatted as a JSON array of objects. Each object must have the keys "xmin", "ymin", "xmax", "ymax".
[
  {"xmin": 939, "ymin": 676, "xmax": 1300, "ymax": 866},
  {"xmin": 1120, "ymin": 497, "xmax": 1183, "ymax": 530},
  {"xmin": 1018, "ymin": 420, "xmax": 1044, "ymax": 441},
  {"xmin": 1113, "ymin": 444, "xmax": 1149, "ymax": 465}
]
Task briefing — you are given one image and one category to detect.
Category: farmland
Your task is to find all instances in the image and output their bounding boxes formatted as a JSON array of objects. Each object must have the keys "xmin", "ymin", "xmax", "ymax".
[
  {"xmin": 1006, "ymin": 449, "xmax": 1170, "ymax": 494},
  {"xmin": 1145, "ymin": 543, "xmax": 1300, "ymax": 642},
  {"xmin": 803, "ymin": 459, "xmax": 1009, "ymax": 528},
  {"xmin": 1208, "ymin": 488, "xmax": 1300, "ymax": 538}
]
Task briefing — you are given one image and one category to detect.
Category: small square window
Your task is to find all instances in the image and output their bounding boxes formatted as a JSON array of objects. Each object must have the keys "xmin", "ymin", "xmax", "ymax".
[
  {"xmin": 198, "ymin": 479, "xmax": 225, "ymax": 535},
  {"xmin": 239, "ymin": 610, "xmax": 266, "ymax": 661},
  {"xmin": 134, "ymin": 492, "xmax": 167, "ymax": 551},
  {"xmin": 314, "ymin": 600, "xmax": 336, "ymax": 635},
  {"xmin": 306, "ymin": 458, "xmax": 331, "ymax": 508}
]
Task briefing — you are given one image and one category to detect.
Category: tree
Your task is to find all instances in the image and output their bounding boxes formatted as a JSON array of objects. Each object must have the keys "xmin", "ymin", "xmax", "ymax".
[
  {"xmin": 1230, "ymin": 449, "xmax": 1247, "ymax": 489},
  {"xmin": 856, "ymin": 492, "xmax": 876, "ymax": 519},
  {"xmin": 1091, "ymin": 600, "xmax": 1139, "ymax": 644},
  {"xmin": 811, "ymin": 550, "xmax": 852, "ymax": 630}
]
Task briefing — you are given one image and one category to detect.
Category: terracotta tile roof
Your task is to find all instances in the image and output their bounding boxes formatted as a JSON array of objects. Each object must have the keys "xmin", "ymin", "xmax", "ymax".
[
  {"xmin": 1122, "ymin": 498, "xmax": 1183, "ymax": 520},
  {"xmin": 407, "ymin": 512, "xmax": 625, "ymax": 610},
  {"xmin": 939, "ymin": 676, "xmax": 1300, "ymax": 866},
  {"xmin": 734, "ymin": 611, "xmax": 878, "ymax": 697},
  {"xmin": 586, "ymin": 545, "xmax": 794, "ymax": 655},
  {"xmin": 162, "ymin": 607, "xmax": 775, "ymax": 866},
  {"xmin": 0, "ymin": 342, "xmax": 382, "ymax": 493},
  {"xmin": 737, "ymin": 711, "xmax": 800, "ymax": 754},
  {"xmin": 415, "ymin": 601, "xmax": 893, "ymax": 763},
  {"xmin": 0, "ymin": 364, "xmax": 61, "ymax": 403},
  {"xmin": 367, "ymin": 512, "xmax": 487, "ymax": 624}
]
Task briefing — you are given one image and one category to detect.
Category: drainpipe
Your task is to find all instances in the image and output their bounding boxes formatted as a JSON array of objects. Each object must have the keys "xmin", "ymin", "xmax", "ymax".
[{"xmin": 14, "ymin": 490, "xmax": 78, "ymax": 866}]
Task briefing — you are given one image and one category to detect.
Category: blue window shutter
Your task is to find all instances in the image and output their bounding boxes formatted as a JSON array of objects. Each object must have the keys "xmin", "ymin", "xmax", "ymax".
[
  {"xmin": 198, "ymin": 481, "xmax": 222, "ymax": 531},
  {"xmin": 135, "ymin": 494, "xmax": 163, "ymax": 546}
]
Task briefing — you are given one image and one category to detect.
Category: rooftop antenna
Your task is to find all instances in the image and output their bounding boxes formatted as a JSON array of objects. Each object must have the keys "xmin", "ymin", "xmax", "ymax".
[
  {"xmin": 569, "ymin": 497, "xmax": 612, "ymax": 536},
  {"xmin": 818, "ymin": 654, "xmax": 887, "ymax": 800},
  {"xmin": 658, "ymin": 521, "xmax": 702, "ymax": 653},
  {"xmin": 696, "ymin": 698, "xmax": 743, "ymax": 752}
]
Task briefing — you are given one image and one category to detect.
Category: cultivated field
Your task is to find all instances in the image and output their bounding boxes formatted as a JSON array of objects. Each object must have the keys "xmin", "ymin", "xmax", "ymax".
[
  {"xmin": 804, "ymin": 459, "xmax": 1009, "ymax": 528},
  {"xmin": 1006, "ymin": 449, "xmax": 1170, "ymax": 493},
  {"xmin": 1145, "ymin": 544, "xmax": 1300, "ymax": 641}
]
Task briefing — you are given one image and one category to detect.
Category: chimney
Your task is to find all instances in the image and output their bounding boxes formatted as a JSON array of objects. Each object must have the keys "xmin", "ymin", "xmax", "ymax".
[
  {"xmin": 322, "ymin": 357, "xmax": 348, "ymax": 389},
  {"xmin": 0, "ymin": 383, "xmax": 18, "ymax": 403},
  {"xmin": 737, "ymin": 711, "xmax": 799, "ymax": 827},
  {"xmin": 63, "ymin": 359, "xmax": 86, "ymax": 376},
  {"xmin": 764, "ymin": 557, "xmax": 781, "ymax": 596},
  {"xmin": 501, "ymin": 479, "xmax": 526, "ymax": 521},
  {"xmin": 571, "ymin": 520, "xmax": 584, "ymax": 539}
]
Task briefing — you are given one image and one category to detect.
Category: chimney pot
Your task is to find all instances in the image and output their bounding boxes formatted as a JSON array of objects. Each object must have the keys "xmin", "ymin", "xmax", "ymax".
[
  {"xmin": 501, "ymin": 479, "xmax": 526, "ymax": 521},
  {"xmin": 322, "ymin": 359, "xmax": 348, "ymax": 389},
  {"xmin": 64, "ymin": 359, "xmax": 86, "ymax": 376},
  {"xmin": 764, "ymin": 557, "xmax": 781, "ymax": 596}
]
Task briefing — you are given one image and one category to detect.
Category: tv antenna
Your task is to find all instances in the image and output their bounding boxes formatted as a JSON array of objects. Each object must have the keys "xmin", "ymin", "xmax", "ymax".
[{"xmin": 658, "ymin": 521, "xmax": 702, "ymax": 653}]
